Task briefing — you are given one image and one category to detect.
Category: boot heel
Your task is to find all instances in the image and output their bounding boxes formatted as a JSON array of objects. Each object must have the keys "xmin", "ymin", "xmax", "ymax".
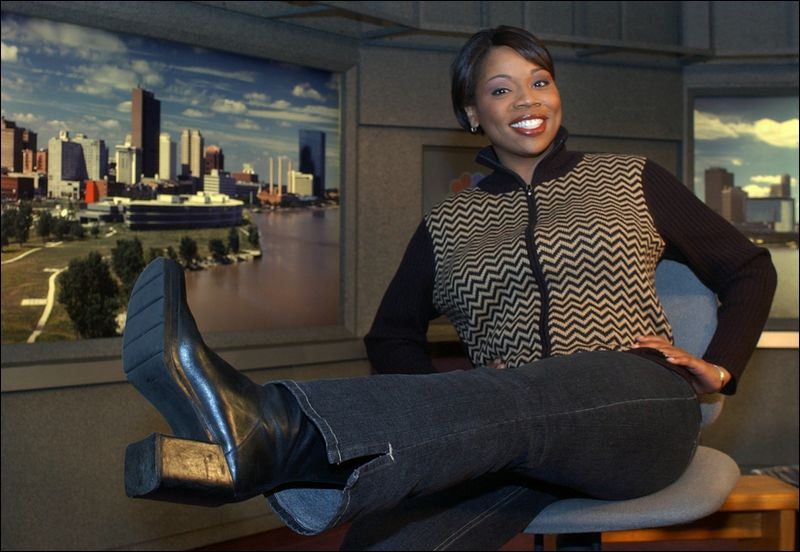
[{"xmin": 125, "ymin": 433, "xmax": 235, "ymax": 507}]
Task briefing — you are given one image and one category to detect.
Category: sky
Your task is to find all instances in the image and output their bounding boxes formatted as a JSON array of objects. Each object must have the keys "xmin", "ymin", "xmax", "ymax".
[
  {"xmin": 0, "ymin": 12, "xmax": 341, "ymax": 188},
  {"xmin": 693, "ymin": 96, "xmax": 798, "ymax": 220}
]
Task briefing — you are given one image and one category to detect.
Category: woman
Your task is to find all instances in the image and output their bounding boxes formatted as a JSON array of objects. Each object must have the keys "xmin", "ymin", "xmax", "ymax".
[{"xmin": 123, "ymin": 26, "xmax": 776, "ymax": 550}]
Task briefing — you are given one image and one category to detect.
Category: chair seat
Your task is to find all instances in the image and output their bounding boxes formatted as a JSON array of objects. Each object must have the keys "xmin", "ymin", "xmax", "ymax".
[{"xmin": 524, "ymin": 446, "xmax": 740, "ymax": 534}]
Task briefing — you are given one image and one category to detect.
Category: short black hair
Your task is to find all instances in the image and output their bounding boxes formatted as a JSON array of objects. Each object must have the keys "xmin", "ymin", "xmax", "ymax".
[{"xmin": 451, "ymin": 26, "xmax": 555, "ymax": 134}]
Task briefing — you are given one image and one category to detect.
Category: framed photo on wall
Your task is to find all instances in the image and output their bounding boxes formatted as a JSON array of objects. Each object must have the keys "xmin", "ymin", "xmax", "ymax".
[
  {"xmin": 1, "ymin": 12, "xmax": 344, "ymax": 345},
  {"xmin": 690, "ymin": 92, "xmax": 799, "ymax": 336}
]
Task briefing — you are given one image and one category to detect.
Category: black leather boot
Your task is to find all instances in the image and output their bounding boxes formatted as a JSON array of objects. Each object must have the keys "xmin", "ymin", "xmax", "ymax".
[{"xmin": 123, "ymin": 257, "xmax": 351, "ymax": 506}]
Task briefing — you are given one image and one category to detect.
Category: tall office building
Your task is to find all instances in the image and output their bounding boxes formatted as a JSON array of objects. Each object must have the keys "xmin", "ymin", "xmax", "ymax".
[
  {"xmin": 48, "ymin": 132, "xmax": 88, "ymax": 199},
  {"xmin": 204, "ymin": 145, "xmax": 224, "ymax": 174},
  {"xmin": 190, "ymin": 130, "xmax": 204, "ymax": 179},
  {"xmin": 159, "ymin": 133, "xmax": 175, "ymax": 180},
  {"xmin": 36, "ymin": 149, "xmax": 48, "ymax": 174},
  {"xmin": 721, "ymin": 186, "xmax": 747, "ymax": 223},
  {"xmin": 704, "ymin": 167, "xmax": 734, "ymax": 216},
  {"xmin": 298, "ymin": 130, "xmax": 326, "ymax": 198},
  {"xmin": 770, "ymin": 174, "xmax": 791, "ymax": 198},
  {"xmin": 180, "ymin": 129, "xmax": 191, "ymax": 176},
  {"xmin": 131, "ymin": 86, "xmax": 160, "ymax": 178},
  {"xmin": 1, "ymin": 117, "xmax": 24, "ymax": 172},
  {"xmin": 72, "ymin": 133, "xmax": 108, "ymax": 181},
  {"xmin": 115, "ymin": 143, "xmax": 140, "ymax": 186},
  {"xmin": 179, "ymin": 129, "xmax": 204, "ymax": 180}
]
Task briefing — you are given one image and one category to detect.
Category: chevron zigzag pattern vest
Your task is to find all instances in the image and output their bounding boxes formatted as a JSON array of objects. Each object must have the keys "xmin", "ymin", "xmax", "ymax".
[{"xmin": 425, "ymin": 153, "xmax": 673, "ymax": 369}]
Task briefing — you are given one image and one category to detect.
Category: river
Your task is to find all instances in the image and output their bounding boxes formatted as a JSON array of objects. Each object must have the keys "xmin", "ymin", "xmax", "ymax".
[{"xmin": 184, "ymin": 207, "xmax": 340, "ymax": 333}]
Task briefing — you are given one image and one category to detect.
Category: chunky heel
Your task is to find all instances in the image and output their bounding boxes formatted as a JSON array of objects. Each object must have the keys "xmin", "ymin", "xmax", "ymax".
[{"xmin": 125, "ymin": 433, "xmax": 235, "ymax": 507}]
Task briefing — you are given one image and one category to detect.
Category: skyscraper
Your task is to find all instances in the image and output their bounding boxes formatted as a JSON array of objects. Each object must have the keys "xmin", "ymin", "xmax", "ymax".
[
  {"xmin": 190, "ymin": 130, "xmax": 204, "ymax": 180},
  {"xmin": 298, "ymin": 130, "xmax": 326, "ymax": 198},
  {"xmin": 48, "ymin": 132, "xmax": 87, "ymax": 199},
  {"xmin": 704, "ymin": 167, "xmax": 734, "ymax": 216},
  {"xmin": 1, "ymin": 116, "xmax": 24, "ymax": 172},
  {"xmin": 180, "ymin": 129, "xmax": 204, "ymax": 181},
  {"xmin": 770, "ymin": 174, "xmax": 791, "ymax": 198},
  {"xmin": 159, "ymin": 133, "xmax": 175, "ymax": 180},
  {"xmin": 132, "ymin": 86, "xmax": 161, "ymax": 178},
  {"xmin": 72, "ymin": 133, "xmax": 107, "ymax": 181},
  {"xmin": 204, "ymin": 145, "xmax": 224, "ymax": 174}
]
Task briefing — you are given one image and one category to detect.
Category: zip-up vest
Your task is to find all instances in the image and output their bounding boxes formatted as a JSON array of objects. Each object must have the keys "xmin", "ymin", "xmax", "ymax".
[{"xmin": 424, "ymin": 152, "xmax": 672, "ymax": 369}]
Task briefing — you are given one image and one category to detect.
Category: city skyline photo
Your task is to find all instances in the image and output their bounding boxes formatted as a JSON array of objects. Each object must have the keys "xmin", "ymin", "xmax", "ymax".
[{"xmin": 0, "ymin": 12, "xmax": 341, "ymax": 188}]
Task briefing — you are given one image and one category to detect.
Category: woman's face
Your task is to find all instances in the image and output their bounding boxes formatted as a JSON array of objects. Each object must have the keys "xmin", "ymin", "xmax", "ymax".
[{"xmin": 465, "ymin": 46, "xmax": 562, "ymax": 177}]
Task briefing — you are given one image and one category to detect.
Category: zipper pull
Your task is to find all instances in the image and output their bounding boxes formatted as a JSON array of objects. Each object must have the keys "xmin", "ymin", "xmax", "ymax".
[{"xmin": 525, "ymin": 183, "xmax": 533, "ymax": 197}]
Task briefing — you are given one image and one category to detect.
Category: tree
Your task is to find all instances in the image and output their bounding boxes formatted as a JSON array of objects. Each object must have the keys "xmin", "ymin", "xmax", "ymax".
[
  {"xmin": 15, "ymin": 202, "xmax": 33, "ymax": 246},
  {"xmin": 112, "ymin": 237, "xmax": 145, "ymax": 299},
  {"xmin": 57, "ymin": 251, "xmax": 121, "ymax": 338},
  {"xmin": 147, "ymin": 247, "xmax": 163, "ymax": 264},
  {"xmin": 227, "ymin": 226, "xmax": 240, "ymax": 255},
  {"xmin": 36, "ymin": 211, "xmax": 53, "ymax": 243},
  {"xmin": 1, "ymin": 208, "xmax": 17, "ymax": 247},
  {"xmin": 208, "ymin": 238, "xmax": 228, "ymax": 263},
  {"xmin": 166, "ymin": 245, "xmax": 179, "ymax": 262},
  {"xmin": 52, "ymin": 218, "xmax": 70, "ymax": 240},
  {"xmin": 70, "ymin": 221, "xmax": 85, "ymax": 240},
  {"xmin": 179, "ymin": 236, "xmax": 198, "ymax": 267}
]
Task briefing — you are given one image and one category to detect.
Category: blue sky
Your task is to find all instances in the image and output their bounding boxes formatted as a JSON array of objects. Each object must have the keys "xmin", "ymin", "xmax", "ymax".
[
  {"xmin": 693, "ymin": 96, "xmax": 798, "ymax": 219},
  {"xmin": 0, "ymin": 12, "xmax": 341, "ymax": 188}
]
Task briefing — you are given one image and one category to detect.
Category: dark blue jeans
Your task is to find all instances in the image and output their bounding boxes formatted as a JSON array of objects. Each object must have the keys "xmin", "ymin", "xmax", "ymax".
[{"xmin": 266, "ymin": 351, "xmax": 701, "ymax": 550}]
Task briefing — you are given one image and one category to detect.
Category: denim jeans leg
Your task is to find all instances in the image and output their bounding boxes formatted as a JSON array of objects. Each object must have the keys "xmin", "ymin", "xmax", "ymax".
[
  {"xmin": 340, "ymin": 474, "xmax": 573, "ymax": 551},
  {"xmin": 265, "ymin": 351, "xmax": 700, "ymax": 536}
]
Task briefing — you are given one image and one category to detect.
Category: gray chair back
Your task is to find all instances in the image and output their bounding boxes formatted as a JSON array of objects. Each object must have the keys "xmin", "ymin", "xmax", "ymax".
[{"xmin": 655, "ymin": 259, "xmax": 724, "ymax": 427}]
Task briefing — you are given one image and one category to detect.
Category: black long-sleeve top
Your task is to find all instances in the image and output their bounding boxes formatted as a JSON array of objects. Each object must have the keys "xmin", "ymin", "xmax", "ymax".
[{"xmin": 365, "ymin": 128, "xmax": 776, "ymax": 395}]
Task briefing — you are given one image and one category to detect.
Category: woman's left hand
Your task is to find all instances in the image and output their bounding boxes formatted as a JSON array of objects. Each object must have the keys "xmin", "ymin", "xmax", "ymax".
[{"xmin": 632, "ymin": 335, "xmax": 730, "ymax": 394}]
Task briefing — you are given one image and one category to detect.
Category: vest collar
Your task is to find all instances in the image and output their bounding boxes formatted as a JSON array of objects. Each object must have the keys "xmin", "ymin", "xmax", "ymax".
[{"xmin": 474, "ymin": 126, "xmax": 580, "ymax": 194}]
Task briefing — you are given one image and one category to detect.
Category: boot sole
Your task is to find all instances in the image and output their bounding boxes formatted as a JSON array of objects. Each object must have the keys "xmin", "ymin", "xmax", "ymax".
[
  {"xmin": 123, "ymin": 258, "xmax": 228, "ymax": 504},
  {"xmin": 125, "ymin": 433, "xmax": 234, "ymax": 506}
]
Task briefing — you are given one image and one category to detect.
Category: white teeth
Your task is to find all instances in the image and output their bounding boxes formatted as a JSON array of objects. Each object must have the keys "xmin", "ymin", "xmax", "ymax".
[{"xmin": 510, "ymin": 118, "xmax": 544, "ymax": 129}]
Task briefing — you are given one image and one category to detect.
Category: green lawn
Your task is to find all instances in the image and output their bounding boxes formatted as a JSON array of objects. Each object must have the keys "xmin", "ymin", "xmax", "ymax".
[{"xmin": 1, "ymin": 222, "xmax": 253, "ymax": 344}]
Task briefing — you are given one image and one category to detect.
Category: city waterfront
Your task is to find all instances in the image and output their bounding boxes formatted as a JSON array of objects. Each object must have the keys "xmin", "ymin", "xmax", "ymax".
[{"xmin": 183, "ymin": 207, "xmax": 340, "ymax": 333}]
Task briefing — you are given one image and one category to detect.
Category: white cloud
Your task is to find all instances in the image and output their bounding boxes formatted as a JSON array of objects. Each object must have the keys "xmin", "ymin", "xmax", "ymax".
[
  {"xmin": 750, "ymin": 118, "xmax": 799, "ymax": 148},
  {"xmin": 72, "ymin": 64, "xmax": 139, "ymax": 96},
  {"xmin": 292, "ymin": 82, "xmax": 324, "ymax": 102},
  {"xmin": 211, "ymin": 98, "xmax": 247, "ymax": 114},
  {"xmin": 183, "ymin": 108, "xmax": 210, "ymax": 118},
  {"xmin": 1, "ymin": 41, "xmax": 19, "ymax": 62},
  {"xmin": 234, "ymin": 119, "xmax": 261, "ymax": 131},
  {"xmin": 172, "ymin": 65, "xmax": 257, "ymax": 83},
  {"xmin": 731, "ymin": 159, "xmax": 743, "ymax": 167},
  {"xmin": 97, "ymin": 119, "xmax": 121, "ymax": 130},
  {"xmin": 268, "ymin": 99, "xmax": 292, "ymax": 110},
  {"xmin": 751, "ymin": 175, "xmax": 783, "ymax": 185},
  {"xmin": 280, "ymin": 121, "xmax": 292, "ymax": 128},
  {"xmin": 695, "ymin": 110, "xmax": 799, "ymax": 148},
  {"xmin": 117, "ymin": 101, "xmax": 132, "ymax": 113},
  {"xmin": 244, "ymin": 92, "xmax": 273, "ymax": 107},
  {"xmin": 4, "ymin": 18, "xmax": 127, "ymax": 61},
  {"xmin": 10, "ymin": 112, "xmax": 41, "ymax": 125},
  {"xmin": 742, "ymin": 184, "xmax": 771, "ymax": 198}
]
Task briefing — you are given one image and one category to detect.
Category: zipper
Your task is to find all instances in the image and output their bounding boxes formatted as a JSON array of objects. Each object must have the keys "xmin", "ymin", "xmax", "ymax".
[{"xmin": 522, "ymin": 181, "xmax": 552, "ymax": 358}]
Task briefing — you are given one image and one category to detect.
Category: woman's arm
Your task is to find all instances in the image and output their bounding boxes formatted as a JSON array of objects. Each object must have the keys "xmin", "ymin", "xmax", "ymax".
[
  {"xmin": 642, "ymin": 159, "xmax": 777, "ymax": 394},
  {"xmin": 364, "ymin": 221, "xmax": 442, "ymax": 374}
]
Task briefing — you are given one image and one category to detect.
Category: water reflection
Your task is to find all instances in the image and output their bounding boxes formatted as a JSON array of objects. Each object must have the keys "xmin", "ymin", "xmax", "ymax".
[{"xmin": 184, "ymin": 208, "xmax": 340, "ymax": 333}]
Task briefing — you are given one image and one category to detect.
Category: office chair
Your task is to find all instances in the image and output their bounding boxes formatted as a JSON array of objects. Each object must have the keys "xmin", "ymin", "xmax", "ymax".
[{"xmin": 524, "ymin": 259, "xmax": 741, "ymax": 551}]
